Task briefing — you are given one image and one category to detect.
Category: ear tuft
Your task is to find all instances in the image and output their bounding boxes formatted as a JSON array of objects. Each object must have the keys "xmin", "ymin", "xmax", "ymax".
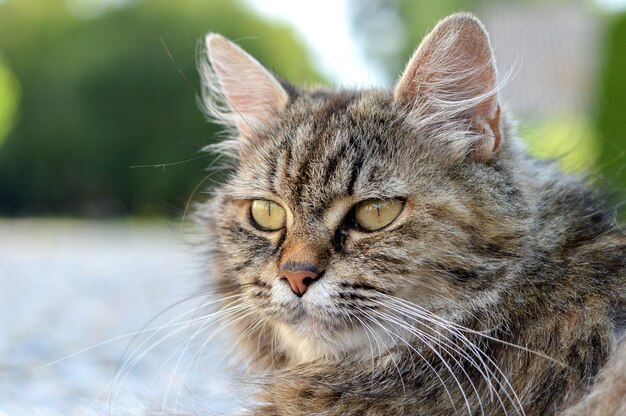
[
  {"xmin": 394, "ymin": 12, "xmax": 502, "ymax": 161},
  {"xmin": 200, "ymin": 34, "xmax": 289, "ymax": 142}
]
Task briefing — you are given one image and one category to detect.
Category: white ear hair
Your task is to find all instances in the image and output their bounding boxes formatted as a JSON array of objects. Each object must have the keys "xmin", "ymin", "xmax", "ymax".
[
  {"xmin": 200, "ymin": 34, "xmax": 289, "ymax": 142},
  {"xmin": 394, "ymin": 13, "xmax": 502, "ymax": 160}
]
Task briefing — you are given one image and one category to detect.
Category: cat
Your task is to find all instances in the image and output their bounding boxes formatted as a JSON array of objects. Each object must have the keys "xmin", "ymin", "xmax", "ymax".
[{"xmin": 195, "ymin": 12, "xmax": 626, "ymax": 415}]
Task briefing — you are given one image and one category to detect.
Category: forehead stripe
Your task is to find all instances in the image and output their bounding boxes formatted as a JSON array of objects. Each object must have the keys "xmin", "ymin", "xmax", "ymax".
[
  {"xmin": 346, "ymin": 135, "xmax": 365, "ymax": 195},
  {"xmin": 322, "ymin": 139, "xmax": 349, "ymax": 187},
  {"xmin": 291, "ymin": 124, "xmax": 332, "ymax": 201}
]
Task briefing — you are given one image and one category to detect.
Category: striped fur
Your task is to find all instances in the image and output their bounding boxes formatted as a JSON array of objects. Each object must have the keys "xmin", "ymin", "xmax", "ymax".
[{"xmin": 195, "ymin": 13, "xmax": 625, "ymax": 415}]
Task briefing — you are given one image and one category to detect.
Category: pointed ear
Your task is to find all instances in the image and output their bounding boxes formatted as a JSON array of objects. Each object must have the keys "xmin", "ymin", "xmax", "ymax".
[
  {"xmin": 201, "ymin": 34, "xmax": 289, "ymax": 141},
  {"xmin": 394, "ymin": 13, "xmax": 502, "ymax": 161}
]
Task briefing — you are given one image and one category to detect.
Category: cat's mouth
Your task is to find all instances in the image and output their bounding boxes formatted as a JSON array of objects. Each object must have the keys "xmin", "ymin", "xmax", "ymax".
[
  {"xmin": 275, "ymin": 303, "xmax": 380, "ymax": 362},
  {"xmin": 282, "ymin": 302, "xmax": 351, "ymax": 336},
  {"xmin": 267, "ymin": 279, "xmax": 355, "ymax": 336}
]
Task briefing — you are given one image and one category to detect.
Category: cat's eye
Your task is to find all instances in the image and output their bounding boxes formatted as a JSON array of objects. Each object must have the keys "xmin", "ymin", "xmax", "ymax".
[
  {"xmin": 354, "ymin": 198, "xmax": 404, "ymax": 231},
  {"xmin": 250, "ymin": 200, "xmax": 286, "ymax": 231}
]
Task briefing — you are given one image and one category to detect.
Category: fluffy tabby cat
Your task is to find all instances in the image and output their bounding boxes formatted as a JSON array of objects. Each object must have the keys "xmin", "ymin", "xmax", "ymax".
[{"xmin": 195, "ymin": 12, "xmax": 626, "ymax": 415}]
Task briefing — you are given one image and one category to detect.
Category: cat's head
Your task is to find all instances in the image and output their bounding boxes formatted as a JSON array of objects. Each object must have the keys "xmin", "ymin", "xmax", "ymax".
[{"xmin": 198, "ymin": 13, "xmax": 531, "ymax": 363}]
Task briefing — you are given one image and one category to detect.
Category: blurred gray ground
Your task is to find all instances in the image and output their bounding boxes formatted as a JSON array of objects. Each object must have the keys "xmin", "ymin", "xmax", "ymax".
[{"xmin": 0, "ymin": 220, "xmax": 239, "ymax": 415}]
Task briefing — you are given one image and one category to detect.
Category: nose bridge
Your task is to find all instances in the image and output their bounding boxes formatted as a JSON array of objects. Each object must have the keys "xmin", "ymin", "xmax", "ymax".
[
  {"xmin": 279, "ymin": 221, "xmax": 329, "ymax": 296},
  {"xmin": 282, "ymin": 212, "xmax": 328, "ymax": 260},
  {"xmin": 280, "ymin": 236, "xmax": 326, "ymax": 270}
]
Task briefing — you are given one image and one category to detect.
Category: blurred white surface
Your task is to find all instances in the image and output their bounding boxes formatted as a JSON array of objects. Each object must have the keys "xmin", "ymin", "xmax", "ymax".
[{"xmin": 0, "ymin": 220, "xmax": 238, "ymax": 415}]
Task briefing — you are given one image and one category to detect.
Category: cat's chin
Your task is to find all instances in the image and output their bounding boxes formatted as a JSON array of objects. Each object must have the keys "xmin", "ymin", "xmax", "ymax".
[
  {"xmin": 275, "ymin": 312, "xmax": 378, "ymax": 364},
  {"xmin": 280, "ymin": 307, "xmax": 345, "ymax": 337},
  {"xmin": 292, "ymin": 314, "xmax": 334, "ymax": 336},
  {"xmin": 267, "ymin": 283, "xmax": 386, "ymax": 361}
]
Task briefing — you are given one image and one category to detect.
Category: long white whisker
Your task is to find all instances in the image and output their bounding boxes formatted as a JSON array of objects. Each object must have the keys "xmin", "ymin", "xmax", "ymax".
[
  {"xmin": 35, "ymin": 291, "xmax": 230, "ymax": 371},
  {"xmin": 366, "ymin": 309, "xmax": 472, "ymax": 415},
  {"xmin": 109, "ymin": 298, "xmax": 245, "ymax": 408},
  {"xmin": 383, "ymin": 297, "xmax": 522, "ymax": 414},
  {"xmin": 187, "ymin": 308, "xmax": 265, "ymax": 399},
  {"xmin": 363, "ymin": 312, "xmax": 460, "ymax": 409},
  {"xmin": 385, "ymin": 305, "xmax": 510, "ymax": 415},
  {"xmin": 172, "ymin": 307, "xmax": 260, "ymax": 412},
  {"xmin": 161, "ymin": 305, "xmax": 253, "ymax": 409},
  {"xmin": 159, "ymin": 304, "xmax": 250, "ymax": 409},
  {"xmin": 359, "ymin": 313, "xmax": 407, "ymax": 396},
  {"xmin": 372, "ymin": 308, "xmax": 484, "ymax": 416},
  {"xmin": 364, "ymin": 310, "xmax": 459, "ymax": 409},
  {"xmin": 380, "ymin": 295, "xmax": 526, "ymax": 415},
  {"xmin": 377, "ymin": 300, "xmax": 499, "ymax": 406},
  {"xmin": 353, "ymin": 315, "xmax": 378, "ymax": 371},
  {"xmin": 384, "ymin": 297, "xmax": 526, "ymax": 415},
  {"xmin": 381, "ymin": 293, "xmax": 566, "ymax": 368}
]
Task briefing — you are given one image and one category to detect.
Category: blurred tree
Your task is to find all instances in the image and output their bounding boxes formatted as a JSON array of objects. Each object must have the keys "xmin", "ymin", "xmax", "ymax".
[
  {"xmin": 596, "ymin": 11, "xmax": 626, "ymax": 217},
  {"xmin": 0, "ymin": 56, "xmax": 20, "ymax": 150},
  {"xmin": 0, "ymin": 0, "xmax": 323, "ymax": 216}
]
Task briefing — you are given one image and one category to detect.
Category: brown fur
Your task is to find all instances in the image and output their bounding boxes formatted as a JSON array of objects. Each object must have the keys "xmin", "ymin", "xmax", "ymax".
[
  {"xmin": 196, "ymin": 12, "xmax": 626, "ymax": 415},
  {"xmin": 562, "ymin": 341, "xmax": 626, "ymax": 416}
]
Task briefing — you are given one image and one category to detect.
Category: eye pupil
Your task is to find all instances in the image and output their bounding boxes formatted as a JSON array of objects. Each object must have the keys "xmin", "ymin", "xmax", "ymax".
[
  {"xmin": 250, "ymin": 200, "xmax": 286, "ymax": 231},
  {"xmin": 354, "ymin": 198, "xmax": 404, "ymax": 231}
]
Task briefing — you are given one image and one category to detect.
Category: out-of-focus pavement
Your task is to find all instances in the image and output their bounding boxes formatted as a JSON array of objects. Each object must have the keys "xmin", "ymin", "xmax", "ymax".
[{"xmin": 0, "ymin": 220, "xmax": 238, "ymax": 415}]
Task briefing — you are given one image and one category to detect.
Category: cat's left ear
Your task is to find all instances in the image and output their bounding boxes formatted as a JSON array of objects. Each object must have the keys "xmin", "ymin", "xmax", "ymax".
[
  {"xmin": 394, "ymin": 13, "xmax": 502, "ymax": 161},
  {"xmin": 201, "ymin": 34, "xmax": 289, "ymax": 142}
]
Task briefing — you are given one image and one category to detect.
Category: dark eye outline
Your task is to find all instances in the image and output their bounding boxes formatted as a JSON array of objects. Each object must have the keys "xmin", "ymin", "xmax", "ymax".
[
  {"xmin": 248, "ymin": 199, "xmax": 287, "ymax": 232},
  {"xmin": 348, "ymin": 197, "xmax": 406, "ymax": 233}
]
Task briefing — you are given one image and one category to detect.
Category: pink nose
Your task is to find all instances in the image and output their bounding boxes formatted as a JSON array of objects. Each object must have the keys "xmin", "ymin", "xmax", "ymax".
[{"xmin": 280, "ymin": 264, "xmax": 322, "ymax": 296}]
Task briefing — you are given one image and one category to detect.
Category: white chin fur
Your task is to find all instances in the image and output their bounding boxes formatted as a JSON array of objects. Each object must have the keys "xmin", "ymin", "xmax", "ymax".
[{"xmin": 271, "ymin": 282, "xmax": 391, "ymax": 365}]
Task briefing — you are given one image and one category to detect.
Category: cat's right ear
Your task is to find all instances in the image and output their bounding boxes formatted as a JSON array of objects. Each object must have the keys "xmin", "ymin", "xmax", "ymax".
[{"xmin": 200, "ymin": 34, "xmax": 289, "ymax": 142}]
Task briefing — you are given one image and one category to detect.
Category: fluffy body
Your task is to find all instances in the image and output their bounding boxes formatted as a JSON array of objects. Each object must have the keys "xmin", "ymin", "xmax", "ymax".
[{"xmin": 196, "ymin": 13, "xmax": 626, "ymax": 416}]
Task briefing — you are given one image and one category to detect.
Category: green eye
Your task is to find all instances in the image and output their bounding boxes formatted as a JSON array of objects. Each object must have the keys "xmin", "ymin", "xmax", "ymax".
[
  {"xmin": 250, "ymin": 200, "xmax": 286, "ymax": 231},
  {"xmin": 355, "ymin": 198, "xmax": 404, "ymax": 231}
]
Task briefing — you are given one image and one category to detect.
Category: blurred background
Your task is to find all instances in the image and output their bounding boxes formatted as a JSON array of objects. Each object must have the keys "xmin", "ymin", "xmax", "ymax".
[{"xmin": 0, "ymin": 0, "xmax": 625, "ymax": 413}]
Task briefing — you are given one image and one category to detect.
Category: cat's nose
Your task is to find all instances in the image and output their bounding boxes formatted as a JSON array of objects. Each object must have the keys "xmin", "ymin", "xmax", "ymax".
[{"xmin": 280, "ymin": 262, "xmax": 323, "ymax": 297}]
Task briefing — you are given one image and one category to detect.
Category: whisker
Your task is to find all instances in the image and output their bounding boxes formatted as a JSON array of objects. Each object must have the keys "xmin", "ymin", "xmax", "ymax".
[
  {"xmin": 377, "ymin": 300, "xmax": 498, "ymax": 393},
  {"xmin": 165, "ymin": 306, "xmax": 256, "ymax": 410},
  {"xmin": 353, "ymin": 315, "xmax": 378, "ymax": 372},
  {"xmin": 363, "ymin": 310, "xmax": 459, "ymax": 408},
  {"xmin": 145, "ymin": 304, "xmax": 250, "ymax": 410},
  {"xmin": 371, "ymin": 308, "xmax": 483, "ymax": 416},
  {"xmin": 379, "ymin": 295, "xmax": 528, "ymax": 415},
  {"xmin": 108, "ymin": 296, "xmax": 246, "ymax": 409},
  {"xmin": 34, "ymin": 290, "xmax": 224, "ymax": 370},
  {"xmin": 367, "ymin": 315, "xmax": 408, "ymax": 396},
  {"xmin": 186, "ymin": 308, "xmax": 263, "ymax": 397},
  {"xmin": 380, "ymin": 293, "xmax": 567, "ymax": 369}
]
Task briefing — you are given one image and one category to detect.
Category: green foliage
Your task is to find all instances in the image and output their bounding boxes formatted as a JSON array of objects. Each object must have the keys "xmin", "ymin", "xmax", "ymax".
[
  {"xmin": 0, "ymin": 56, "xmax": 20, "ymax": 148},
  {"xmin": 596, "ymin": 11, "xmax": 626, "ymax": 214},
  {"xmin": 0, "ymin": 0, "xmax": 323, "ymax": 216},
  {"xmin": 520, "ymin": 117, "xmax": 599, "ymax": 172}
]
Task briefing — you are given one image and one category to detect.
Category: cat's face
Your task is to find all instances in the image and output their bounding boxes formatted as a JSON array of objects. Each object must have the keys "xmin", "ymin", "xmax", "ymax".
[{"xmin": 200, "ymin": 15, "xmax": 529, "ymax": 362}]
